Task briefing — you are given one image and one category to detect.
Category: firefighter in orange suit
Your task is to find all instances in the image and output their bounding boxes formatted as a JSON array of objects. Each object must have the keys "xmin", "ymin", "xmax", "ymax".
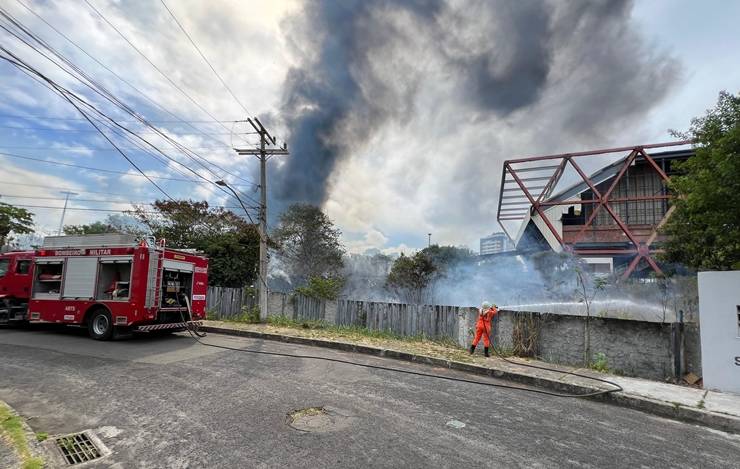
[{"xmin": 470, "ymin": 301, "xmax": 498, "ymax": 357}]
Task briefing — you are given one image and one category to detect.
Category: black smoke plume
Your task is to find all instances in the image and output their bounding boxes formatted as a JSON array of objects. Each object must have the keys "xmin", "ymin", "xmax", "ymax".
[{"xmin": 273, "ymin": 0, "xmax": 679, "ymax": 212}]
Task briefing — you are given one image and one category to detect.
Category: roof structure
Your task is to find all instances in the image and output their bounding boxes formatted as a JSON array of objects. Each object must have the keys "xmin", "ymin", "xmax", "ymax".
[{"xmin": 496, "ymin": 141, "xmax": 693, "ymax": 279}]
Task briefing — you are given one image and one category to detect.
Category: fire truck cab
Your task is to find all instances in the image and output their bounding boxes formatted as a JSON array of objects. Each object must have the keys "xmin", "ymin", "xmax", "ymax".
[
  {"xmin": 27, "ymin": 234, "xmax": 208, "ymax": 340},
  {"xmin": 0, "ymin": 250, "xmax": 35, "ymax": 324}
]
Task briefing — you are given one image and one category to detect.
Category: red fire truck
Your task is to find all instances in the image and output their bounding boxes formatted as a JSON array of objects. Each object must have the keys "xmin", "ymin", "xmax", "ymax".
[
  {"xmin": 0, "ymin": 250, "xmax": 35, "ymax": 324},
  {"xmin": 1, "ymin": 234, "xmax": 208, "ymax": 339}
]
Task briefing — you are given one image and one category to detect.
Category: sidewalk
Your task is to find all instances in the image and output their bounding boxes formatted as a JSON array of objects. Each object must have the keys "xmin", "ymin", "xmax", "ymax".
[{"xmin": 202, "ymin": 320, "xmax": 740, "ymax": 433}]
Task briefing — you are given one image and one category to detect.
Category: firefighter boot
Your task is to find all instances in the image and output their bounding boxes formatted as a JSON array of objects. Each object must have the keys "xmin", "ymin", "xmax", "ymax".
[
  {"xmin": 484, "ymin": 347, "xmax": 490, "ymax": 357},
  {"xmin": 469, "ymin": 344, "xmax": 476, "ymax": 355}
]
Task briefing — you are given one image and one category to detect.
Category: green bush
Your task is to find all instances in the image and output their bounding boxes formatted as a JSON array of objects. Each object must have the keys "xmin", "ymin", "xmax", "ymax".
[
  {"xmin": 294, "ymin": 276, "xmax": 345, "ymax": 300},
  {"xmin": 590, "ymin": 352, "xmax": 609, "ymax": 373},
  {"xmin": 218, "ymin": 306, "xmax": 261, "ymax": 323}
]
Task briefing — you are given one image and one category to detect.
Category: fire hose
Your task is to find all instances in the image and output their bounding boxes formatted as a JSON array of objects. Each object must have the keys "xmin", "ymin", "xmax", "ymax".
[{"xmin": 176, "ymin": 296, "xmax": 622, "ymax": 398}]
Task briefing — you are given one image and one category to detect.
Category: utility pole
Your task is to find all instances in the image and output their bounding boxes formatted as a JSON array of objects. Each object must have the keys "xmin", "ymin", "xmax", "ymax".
[
  {"xmin": 235, "ymin": 118, "xmax": 288, "ymax": 321},
  {"xmin": 57, "ymin": 191, "xmax": 78, "ymax": 235},
  {"xmin": 428, "ymin": 233, "xmax": 432, "ymax": 247}
]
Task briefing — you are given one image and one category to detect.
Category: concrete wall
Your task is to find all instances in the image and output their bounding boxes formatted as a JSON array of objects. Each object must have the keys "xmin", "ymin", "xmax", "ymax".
[
  {"xmin": 684, "ymin": 323, "xmax": 702, "ymax": 377},
  {"xmin": 209, "ymin": 287, "xmax": 699, "ymax": 381}
]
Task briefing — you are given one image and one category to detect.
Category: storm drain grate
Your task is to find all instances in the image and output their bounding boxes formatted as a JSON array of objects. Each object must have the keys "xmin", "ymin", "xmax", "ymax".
[{"xmin": 55, "ymin": 432, "xmax": 101, "ymax": 465}]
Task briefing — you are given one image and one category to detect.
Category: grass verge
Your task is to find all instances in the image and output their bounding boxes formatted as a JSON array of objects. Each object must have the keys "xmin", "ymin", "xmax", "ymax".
[
  {"xmin": 0, "ymin": 402, "xmax": 44, "ymax": 469},
  {"xmin": 206, "ymin": 315, "xmax": 479, "ymax": 363}
]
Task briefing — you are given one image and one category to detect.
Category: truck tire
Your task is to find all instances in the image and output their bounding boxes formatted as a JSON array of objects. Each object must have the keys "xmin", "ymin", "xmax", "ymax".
[{"xmin": 88, "ymin": 309, "xmax": 113, "ymax": 340}]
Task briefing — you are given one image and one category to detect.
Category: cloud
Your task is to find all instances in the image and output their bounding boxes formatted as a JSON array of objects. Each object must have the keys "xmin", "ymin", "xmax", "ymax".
[
  {"xmin": 0, "ymin": 158, "xmax": 92, "ymax": 230},
  {"xmin": 343, "ymin": 228, "xmax": 389, "ymax": 254}
]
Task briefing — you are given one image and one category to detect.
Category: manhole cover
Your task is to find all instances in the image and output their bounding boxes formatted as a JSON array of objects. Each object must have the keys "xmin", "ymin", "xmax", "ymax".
[
  {"xmin": 286, "ymin": 406, "xmax": 355, "ymax": 433},
  {"xmin": 55, "ymin": 432, "xmax": 102, "ymax": 465}
]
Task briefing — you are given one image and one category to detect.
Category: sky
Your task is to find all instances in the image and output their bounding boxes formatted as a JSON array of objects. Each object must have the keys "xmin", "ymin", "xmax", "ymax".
[{"xmin": 0, "ymin": 0, "xmax": 738, "ymax": 254}]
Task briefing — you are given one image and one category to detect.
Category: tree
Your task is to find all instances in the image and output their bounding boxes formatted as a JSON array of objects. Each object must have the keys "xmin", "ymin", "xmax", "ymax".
[
  {"xmin": 0, "ymin": 202, "xmax": 34, "ymax": 246},
  {"xmin": 130, "ymin": 200, "xmax": 250, "ymax": 249},
  {"xmin": 385, "ymin": 252, "xmax": 437, "ymax": 304},
  {"xmin": 272, "ymin": 204, "xmax": 345, "ymax": 285},
  {"xmin": 294, "ymin": 276, "xmax": 346, "ymax": 300},
  {"xmin": 64, "ymin": 221, "xmax": 114, "ymax": 235},
  {"xmin": 420, "ymin": 244, "xmax": 475, "ymax": 273},
  {"xmin": 130, "ymin": 200, "xmax": 260, "ymax": 287},
  {"xmin": 64, "ymin": 215, "xmax": 146, "ymax": 237},
  {"xmin": 661, "ymin": 91, "xmax": 740, "ymax": 270},
  {"xmin": 201, "ymin": 230, "xmax": 260, "ymax": 287}
]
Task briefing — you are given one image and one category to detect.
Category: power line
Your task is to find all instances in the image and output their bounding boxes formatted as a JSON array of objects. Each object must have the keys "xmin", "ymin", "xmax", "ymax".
[
  {"xmin": 0, "ymin": 145, "xmax": 242, "ymax": 152},
  {"xmin": 0, "ymin": 9, "xmax": 260, "ymax": 187},
  {"xmin": 0, "ymin": 13, "xmax": 259, "ymax": 192},
  {"xmin": 0, "ymin": 113, "xmax": 246, "ymax": 124},
  {"xmin": 0, "ymin": 180, "xmax": 134, "ymax": 197},
  {"xmin": 0, "ymin": 124, "xmax": 257, "ymax": 135},
  {"xmin": 0, "ymin": 193, "xmax": 259, "ymax": 210},
  {"xmin": 0, "ymin": 7, "xmax": 261, "ymax": 209},
  {"xmin": 7, "ymin": 203, "xmax": 166, "ymax": 213},
  {"xmin": 13, "ymin": 0, "xmax": 241, "ymax": 151},
  {"xmin": 0, "ymin": 47, "xmax": 174, "ymax": 201},
  {"xmin": 81, "ymin": 0, "xmax": 243, "ymax": 139},
  {"xmin": 7, "ymin": 1, "xmax": 263, "ymax": 190},
  {"xmin": 159, "ymin": 0, "xmax": 252, "ymax": 117},
  {"xmin": 0, "ymin": 151, "xmax": 202, "ymax": 182},
  {"xmin": 0, "ymin": 12, "xmax": 226, "ymax": 186}
]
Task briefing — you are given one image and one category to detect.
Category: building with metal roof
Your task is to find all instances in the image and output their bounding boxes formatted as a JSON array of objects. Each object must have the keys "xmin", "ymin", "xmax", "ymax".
[{"xmin": 496, "ymin": 141, "xmax": 694, "ymax": 279}]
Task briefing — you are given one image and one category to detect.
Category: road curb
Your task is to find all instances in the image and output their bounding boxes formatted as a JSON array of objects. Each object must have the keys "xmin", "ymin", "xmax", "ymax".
[
  {"xmin": 201, "ymin": 325, "xmax": 740, "ymax": 434},
  {"xmin": 0, "ymin": 400, "xmax": 48, "ymax": 466}
]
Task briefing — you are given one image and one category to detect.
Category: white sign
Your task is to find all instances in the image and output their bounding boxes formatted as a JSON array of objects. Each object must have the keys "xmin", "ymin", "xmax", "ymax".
[{"xmin": 698, "ymin": 271, "xmax": 740, "ymax": 395}]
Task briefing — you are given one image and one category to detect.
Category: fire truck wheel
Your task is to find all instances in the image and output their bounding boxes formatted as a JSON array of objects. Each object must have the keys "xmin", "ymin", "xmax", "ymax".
[{"xmin": 88, "ymin": 309, "xmax": 114, "ymax": 340}]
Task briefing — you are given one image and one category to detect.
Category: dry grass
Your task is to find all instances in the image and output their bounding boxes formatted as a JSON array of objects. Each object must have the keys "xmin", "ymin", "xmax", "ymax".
[{"xmin": 205, "ymin": 319, "xmax": 499, "ymax": 365}]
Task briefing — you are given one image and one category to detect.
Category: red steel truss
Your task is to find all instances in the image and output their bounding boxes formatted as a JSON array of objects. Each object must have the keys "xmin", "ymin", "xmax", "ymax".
[{"xmin": 496, "ymin": 141, "xmax": 693, "ymax": 279}]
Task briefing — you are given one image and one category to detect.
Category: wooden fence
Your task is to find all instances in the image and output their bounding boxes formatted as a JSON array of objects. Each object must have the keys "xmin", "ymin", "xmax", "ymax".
[
  {"xmin": 206, "ymin": 286, "xmax": 257, "ymax": 319},
  {"xmin": 206, "ymin": 287, "xmax": 466, "ymax": 341},
  {"xmin": 336, "ymin": 300, "xmax": 466, "ymax": 341}
]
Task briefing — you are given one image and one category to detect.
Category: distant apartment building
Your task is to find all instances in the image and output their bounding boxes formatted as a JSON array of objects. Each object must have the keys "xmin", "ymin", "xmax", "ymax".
[{"xmin": 480, "ymin": 232, "xmax": 510, "ymax": 255}]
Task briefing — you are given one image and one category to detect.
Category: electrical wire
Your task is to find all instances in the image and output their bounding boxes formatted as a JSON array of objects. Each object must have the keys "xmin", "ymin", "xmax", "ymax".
[
  {"xmin": 13, "ymin": 0, "xmax": 242, "ymax": 150},
  {"xmin": 0, "ymin": 36, "xmax": 259, "ymax": 204},
  {"xmin": 0, "ymin": 151, "xmax": 203, "ymax": 182},
  {"xmin": 0, "ymin": 5, "xmax": 259, "ymax": 188},
  {"xmin": 0, "ymin": 145, "xmax": 249, "ymax": 153},
  {"xmin": 81, "ymin": 0, "xmax": 244, "ymax": 140},
  {"xmin": 0, "ymin": 112, "xmax": 250, "ymax": 124},
  {"xmin": 0, "ymin": 194, "xmax": 259, "ymax": 210},
  {"xmin": 5, "ymin": 204, "xmax": 258, "ymax": 215},
  {"xmin": 159, "ymin": 0, "xmax": 252, "ymax": 118},
  {"xmin": 0, "ymin": 124, "xmax": 258, "ymax": 135},
  {"xmin": 0, "ymin": 180, "xmax": 136, "ymax": 197}
]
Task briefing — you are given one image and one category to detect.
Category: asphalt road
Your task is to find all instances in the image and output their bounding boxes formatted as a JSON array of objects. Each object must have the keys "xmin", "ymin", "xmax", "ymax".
[{"xmin": 1, "ymin": 326, "xmax": 739, "ymax": 468}]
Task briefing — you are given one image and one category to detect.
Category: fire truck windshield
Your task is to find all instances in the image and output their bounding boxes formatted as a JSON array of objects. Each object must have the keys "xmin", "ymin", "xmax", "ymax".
[{"xmin": 0, "ymin": 259, "xmax": 8, "ymax": 277}]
